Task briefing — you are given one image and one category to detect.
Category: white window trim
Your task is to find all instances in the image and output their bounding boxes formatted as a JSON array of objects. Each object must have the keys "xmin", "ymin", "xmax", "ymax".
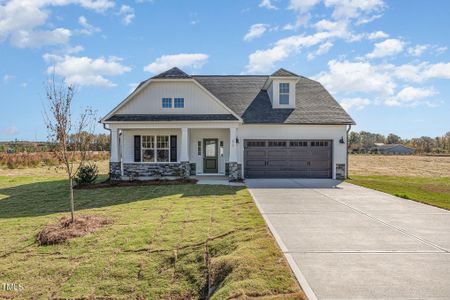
[
  {"xmin": 141, "ymin": 135, "xmax": 172, "ymax": 163},
  {"xmin": 279, "ymin": 83, "xmax": 289, "ymax": 105},
  {"xmin": 174, "ymin": 97, "xmax": 185, "ymax": 108}
]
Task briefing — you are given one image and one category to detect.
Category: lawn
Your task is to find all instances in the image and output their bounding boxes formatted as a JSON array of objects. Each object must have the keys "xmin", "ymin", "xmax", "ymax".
[
  {"xmin": 0, "ymin": 174, "xmax": 304, "ymax": 299},
  {"xmin": 348, "ymin": 155, "xmax": 450, "ymax": 210}
]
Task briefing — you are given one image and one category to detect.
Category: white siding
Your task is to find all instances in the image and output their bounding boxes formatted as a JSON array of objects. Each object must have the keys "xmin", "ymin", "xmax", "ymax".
[
  {"xmin": 271, "ymin": 79, "xmax": 297, "ymax": 109},
  {"xmin": 116, "ymin": 81, "xmax": 230, "ymax": 115},
  {"xmin": 189, "ymin": 128, "xmax": 229, "ymax": 174},
  {"xmin": 236, "ymin": 124, "xmax": 347, "ymax": 179},
  {"xmin": 122, "ymin": 129, "xmax": 181, "ymax": 163}
]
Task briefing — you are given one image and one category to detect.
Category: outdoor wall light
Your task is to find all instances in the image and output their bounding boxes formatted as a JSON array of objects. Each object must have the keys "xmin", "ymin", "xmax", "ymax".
[
  {"xmin": 236, "ymin": 138, "xmax": 240, "ymax": 143},
  {"xmin": 339, "ymin": 137, "xmax": 345, "ymax": 144}
]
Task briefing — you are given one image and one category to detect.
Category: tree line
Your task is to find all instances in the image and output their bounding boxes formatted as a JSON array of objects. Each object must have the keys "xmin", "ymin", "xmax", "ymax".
[
  {"xmin": 0, "ymin": 133, "xmax": 110, "ymax": 153},
  {"xmin": 349, "ymin": 131, "xmax": 450, "ymax": 154}
]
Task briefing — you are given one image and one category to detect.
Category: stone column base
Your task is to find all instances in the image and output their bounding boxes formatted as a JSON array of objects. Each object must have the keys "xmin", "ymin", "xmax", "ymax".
[
  {"xmin": 227, "ymin": 162, "xmax": 242, "ymax": 181},
  {"xmin": 180, "ymin": 161, "xmax": 191, "ymax": 178},
  {"xmin": 109, "ymin": 162, "xmax": 121, "ymax": 181}
]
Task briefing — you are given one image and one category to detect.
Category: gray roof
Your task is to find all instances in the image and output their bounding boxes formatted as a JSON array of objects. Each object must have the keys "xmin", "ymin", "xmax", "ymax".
[
  {"xmin": 106, "ymin": 114, "xmax": 238, "ymax": 122},
  {"xmin": 271, "ymin": 68, "xmax": 299, "ymax": 77},
  {"xmin": 152, "ymin": 67, "xmax": 190, "ymax": 79},
  {"xmin": 193, "ymin": 75, "xmax": 355, "ymax": 125},
  {"xmin": 371, "ymin": 144, "xmax": 415, "ymax": 151}
]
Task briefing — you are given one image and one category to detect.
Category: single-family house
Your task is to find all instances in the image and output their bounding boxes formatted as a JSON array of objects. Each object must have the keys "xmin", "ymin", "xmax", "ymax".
[{"xmin": 101, "ymin": 67, "xmax": 355, "ymax": 180}]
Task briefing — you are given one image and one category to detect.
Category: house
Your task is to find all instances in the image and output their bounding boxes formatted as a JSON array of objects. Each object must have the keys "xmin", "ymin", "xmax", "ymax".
[
  {"xmin": 370, "ymin": 144, "xmax": 415, "ymax": 155},
  {"xmin": 101, "ymin": 67, "xmax": 355, "ymax": 180}
]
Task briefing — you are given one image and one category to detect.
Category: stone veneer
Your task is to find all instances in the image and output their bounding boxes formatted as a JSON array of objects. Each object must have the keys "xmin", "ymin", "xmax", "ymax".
[
  {"xmin": 226, "ymin": 162, "xmax": 242, "ymax": 181},
  {"xmin": 109, "ymin": 162, "xmax": 189, "ymax": 180},
  {"xmin": 336, "ymin": 163, "xmax": 346, "ymax": 180}
]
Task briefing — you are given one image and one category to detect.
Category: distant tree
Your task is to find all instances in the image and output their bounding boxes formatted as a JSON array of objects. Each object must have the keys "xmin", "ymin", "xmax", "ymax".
[
  {"xmin": 387, "ymin": 133, "xmax": 401, "ymax": 144},
  {"xmin": 348, "ymin": 131, "xmax": 360, "ymax": 149},
  {"xmin": 44, "ymin": 76, "xmax": 96, "ymax": 223}
]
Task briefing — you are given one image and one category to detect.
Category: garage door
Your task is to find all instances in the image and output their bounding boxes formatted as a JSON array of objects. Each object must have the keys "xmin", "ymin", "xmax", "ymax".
[{"xmin": 244, "ymin": 139, "xmax": 332, "ymax": 178}]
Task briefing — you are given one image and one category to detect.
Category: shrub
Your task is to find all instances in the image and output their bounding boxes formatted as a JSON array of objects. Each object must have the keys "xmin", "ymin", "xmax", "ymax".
[{"xmin": 74, "ymin": 163, "xmax": 98, "ymax": 185}]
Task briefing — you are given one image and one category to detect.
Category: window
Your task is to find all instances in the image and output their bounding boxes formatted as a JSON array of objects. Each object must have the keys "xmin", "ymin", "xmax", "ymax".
[
  {"xmin": 162, "ymin": 98, "xmax": 172, "ymax": 108},
  {"xmin": 290, "ymin": 141, "xmax": 307, "ymax": 147},
  {"xmin": 141, "ymin": 135, "xmax": 171, "ymax": 162},
  {"xmin": 142, "ymin": 136, "xmax": 155, "ymax": 162},
  {"xmin": 198, "ymin": 141, "xmax": 202, "ymax": 156},
  {"xmin": 268, "ymin": 141, "xmax": 287, "ymax": 147},
  {"xmin": 279, "ymin": 83, "xmax": 289, "ymax": 105},
  {"xmin": 174, "ymin": 98, "xmax": 184, "ymax": 108},
  {"xmin": 311, "ymin": 141, "xmax": 329, "ymax": 147},
  {"xmin": 246, "ymin": 141, "xmax": 266, "ymax": 147}
]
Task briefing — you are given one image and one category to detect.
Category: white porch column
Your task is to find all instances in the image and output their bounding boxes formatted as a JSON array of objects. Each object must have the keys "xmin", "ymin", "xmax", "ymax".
[
  {"xmin": 180, "ymin": 127, "xmax": 189, "ymax": 162},
  {"xmin": 110, "ymin": 128, "xmax": 119, "ymax": 162},
  {"xmin": 229, "ymin": 127, "xmax": 237, "ymax": 162}
]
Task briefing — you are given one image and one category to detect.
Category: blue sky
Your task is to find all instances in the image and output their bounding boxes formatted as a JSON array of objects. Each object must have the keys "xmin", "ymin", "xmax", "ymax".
[{"xmin": 1, "ymin": 0, "xmax": 450, "ymax": 141}]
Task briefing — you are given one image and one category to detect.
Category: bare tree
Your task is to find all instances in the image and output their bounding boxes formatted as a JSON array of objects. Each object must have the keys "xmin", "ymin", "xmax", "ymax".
[{"xmin": 44, "ymin": 76, "xmax": 96, "ymax": 223}]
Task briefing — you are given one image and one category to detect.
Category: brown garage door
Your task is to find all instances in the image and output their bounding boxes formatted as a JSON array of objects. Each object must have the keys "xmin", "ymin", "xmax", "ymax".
[{"xmin": 244, "ymin": 139, "xmax": 332, "ymax": 178}]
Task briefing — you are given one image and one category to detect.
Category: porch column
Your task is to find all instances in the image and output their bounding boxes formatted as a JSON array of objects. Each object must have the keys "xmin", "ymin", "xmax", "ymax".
[
  {"xmin": 229, "ymin": 127, "xmax": 237, "ymax": 162},
  {"xmin": 110, "ymin": 128, "xmax": 119, "ymax": 162},
  {"xmin": 180, "ymin": 127, "xmax": 189, "ymax": 162}
]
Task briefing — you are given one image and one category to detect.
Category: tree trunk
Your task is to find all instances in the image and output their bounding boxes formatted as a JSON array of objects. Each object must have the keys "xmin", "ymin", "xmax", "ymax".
[{"xmin": 69, "ymin": 177, "xmax": 75, "ymax": 223}]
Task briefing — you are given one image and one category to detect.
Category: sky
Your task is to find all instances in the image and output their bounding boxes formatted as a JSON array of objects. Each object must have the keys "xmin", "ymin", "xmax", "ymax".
[{"xmin": 1, "ymin": 0, "xmax": 450, "ymax": 141}]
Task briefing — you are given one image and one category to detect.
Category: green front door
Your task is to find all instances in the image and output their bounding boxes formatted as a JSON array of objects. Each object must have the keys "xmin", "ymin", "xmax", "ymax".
[{"xmin": 203, "ymin": 138, "xmax": 218, "ymax": 173}]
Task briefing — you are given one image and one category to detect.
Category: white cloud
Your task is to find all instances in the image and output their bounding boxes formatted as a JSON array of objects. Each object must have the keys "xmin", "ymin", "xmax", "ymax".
[
  {"xmin": 259, "ymin": 0, "xmax": 277, "ymax": 10},
  {"xmin": 283, "ymin": 14, "xmax": 310, "ymax": 30},
  {"xmin": 118, "ymin": 5, "xmax": 135, "ymax": 25},
  {"xmin": 386, "ymin": 86, "xmax": 437, "ymax": 106},
  {"xmin": 1, "ymin": 126, "xmax": 19, "ymax": 136},
  {"xmin": 315, "ymin": 59, "xmax": 396, "ymax": 95},
  {"xmin": 366, "ymin": 38, "xmax": 405, "ymax": 59},
  {"xmin": 143, "ymin": 53, "xmax": 209, "ymax": 73},
  {"xmin": 9, "ymin": 28, "xmax": 71, "ymax": 48},
  {"xmin": 367, "ymin": 31, "xmax": 389, "ymax": 40},
  {"xmin": 423, "ymin": 62, "xmax": 450, "ymax": 79},
  {"xmin": 391, "ymin": 62, "xmax": 450, "ymax": 83},
  {"xmin": 324, "ymin": 0, "xmax": 385, "ymax": 21},
  {"xmin": 44, "ymin": 54, "xmax": 131, "ymax": 87},
  {"xmin": 0, "ymin": 0, "xmax": 114, "ymax": 48},
  {"xmin": 407, "ymin": 44, "xmax": 428, "ymax": 57},
  {"xmin": 288, "ymin": 0, "xmax": 320, "ymax": 13},
  {"xmin": 3, "ymin": 74, "xmax": 14, "ymax": 83},
  {"xmin": 78, "ymin": 15, "xmax": 101, "ymax": 35},
  {"xmin": 244, "ymin": 24, "xmax": 269, "ymax": 41},
  {"xmin": 340, "ymin": 97, "xmax": 371, "ymax": 110},
  {"xmin": 307, "ymin": 41, "xmax": 333, "ymax": 60}
]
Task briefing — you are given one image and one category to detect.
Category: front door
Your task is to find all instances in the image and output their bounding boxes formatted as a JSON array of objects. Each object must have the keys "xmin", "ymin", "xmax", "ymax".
[{"xmin": 203, "ymin": 138, "xmax": 218, "ymax": 173}]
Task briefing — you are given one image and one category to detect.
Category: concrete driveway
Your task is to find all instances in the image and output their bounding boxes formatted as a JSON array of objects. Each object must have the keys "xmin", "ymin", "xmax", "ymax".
[{"xmin": 246, "ymin": 179, "xmax": 450, "ymax": 300}]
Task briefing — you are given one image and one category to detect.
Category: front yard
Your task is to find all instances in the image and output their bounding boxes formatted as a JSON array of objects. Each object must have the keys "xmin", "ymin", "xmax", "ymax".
[{"xmin": 0, "ymin": 175, "xmax": 304, "ymax": 299}]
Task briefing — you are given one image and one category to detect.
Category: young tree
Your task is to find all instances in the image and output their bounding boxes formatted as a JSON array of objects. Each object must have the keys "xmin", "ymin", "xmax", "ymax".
[
  {"xmin": 44, "ymin": 77, "xmax": 96, "ymax": 223},
  {"xmin": 387, "ymin": 133, "xmax": 401, "ymax": 144}
]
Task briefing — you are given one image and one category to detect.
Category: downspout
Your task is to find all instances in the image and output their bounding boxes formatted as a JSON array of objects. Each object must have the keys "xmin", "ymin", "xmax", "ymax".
[{"xmin": 346, "ymin": 125, "xmax": 352, "ymax": 179}]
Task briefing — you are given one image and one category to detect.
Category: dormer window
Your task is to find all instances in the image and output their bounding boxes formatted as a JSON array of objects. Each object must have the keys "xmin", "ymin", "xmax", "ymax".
[
  {"xmin": 162, "ymin": 98, "xmax": 172, "ymax": 108},
  {"xmin": 174, "ymin": 98, "xmax": 185, "ymax": 108},
  {"xmin": 279, "ymin": 83, "xmax": 289, "ymax": 105}
]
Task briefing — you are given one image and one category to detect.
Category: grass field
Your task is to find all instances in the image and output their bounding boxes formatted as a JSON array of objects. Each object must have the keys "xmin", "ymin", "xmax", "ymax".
[
  {"xmin": 348, "ymin": 155, "xmax": 450, "ymax": 210},
  {"xmin": 0, "ymin": 172, "xmax": 303, "ymax": 299}
]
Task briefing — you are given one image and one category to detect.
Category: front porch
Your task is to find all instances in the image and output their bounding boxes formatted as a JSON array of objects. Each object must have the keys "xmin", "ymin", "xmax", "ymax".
[{"xmin": 108, "ymin": 123, "xmax": 242, "ymax": 181}]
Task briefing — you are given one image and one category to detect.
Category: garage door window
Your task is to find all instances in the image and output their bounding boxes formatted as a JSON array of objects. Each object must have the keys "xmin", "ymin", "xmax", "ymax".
[
  {"xmin": 311, "ymin": 141, "xmax": 329, "ymax": 147},
  {"xmin": 247, "ymin": 141, "xmax": 266, "ymax": 147},
  {"xmin": 290, "ymin": 141, "xmax": 307, "ymax": 147},
  {"xmin": 268, "ymin": 141, "xmax": 286, "ymax": 147}
]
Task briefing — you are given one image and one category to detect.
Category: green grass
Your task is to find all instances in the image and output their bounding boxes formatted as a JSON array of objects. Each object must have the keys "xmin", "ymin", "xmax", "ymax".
[
  {"xmin": 348, "ymin": 175, "xmax": 450, "ymax": 210},
  {"xmin": 0, "ymin": 176, "xmax": 303, "ymax": 299}
]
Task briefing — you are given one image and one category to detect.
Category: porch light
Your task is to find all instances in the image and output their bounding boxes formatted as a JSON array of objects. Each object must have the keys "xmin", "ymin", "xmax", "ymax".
[
  {"xmin": 339, "ymin": 137, "xmax": 345, "ymax": 144},
  {"xmin": 236, "ymin": 138, "xmax": 239, "ymax": 143}
]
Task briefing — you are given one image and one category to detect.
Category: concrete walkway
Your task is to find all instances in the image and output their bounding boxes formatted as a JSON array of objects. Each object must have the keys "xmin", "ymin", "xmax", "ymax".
[{"xmin": 246, "ymin": 179, "xmax": 450, "ymax": 300}]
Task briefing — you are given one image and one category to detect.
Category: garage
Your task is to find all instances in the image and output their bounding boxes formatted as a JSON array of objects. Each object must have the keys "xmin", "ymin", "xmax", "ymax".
[{"xmin": 244, "ymin": 139, "xmax": 332, "ymax": 178}]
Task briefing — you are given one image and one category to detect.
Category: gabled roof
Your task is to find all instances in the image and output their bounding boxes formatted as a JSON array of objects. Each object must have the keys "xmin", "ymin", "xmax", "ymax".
[
  {"xmin": 102, "ymin": 67, "xmax": 355, "ymax": 125},
  {"xmin": 193, "ymin": 75, "xmax": 355, "ymax": 125},
  {"xmin": 271, "ymin": 68, "xmax": 299, "ymax": 77},
  {"xmin": 151, "ymin": 67, "xmax": 191, "ymax": 79}
]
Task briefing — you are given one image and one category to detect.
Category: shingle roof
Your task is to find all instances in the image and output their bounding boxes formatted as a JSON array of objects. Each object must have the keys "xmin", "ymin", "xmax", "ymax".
[
  {"xmin": 193, "ymin": 75, "xmax": 355, "ymax": 125},
  {"xmin": 152, "ymin": 67, "xmax": 190, "ymax": 79},
  {"xmin": 106, "ymin": 114, "xmax": 238, "ymax": 122},
  {"xmin": 271, "ymin": 68, "xmax": 299, "ymax": 77}
]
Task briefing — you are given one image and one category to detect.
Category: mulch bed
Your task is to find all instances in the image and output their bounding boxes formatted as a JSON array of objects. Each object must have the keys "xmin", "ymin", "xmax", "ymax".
[
  {"xmin": 37, "ymin": 215, "xmax": 112, "ymax": 245},
  {"xmin": 74, "ymin": 178, "xmax": 198, "ymax": 189}
]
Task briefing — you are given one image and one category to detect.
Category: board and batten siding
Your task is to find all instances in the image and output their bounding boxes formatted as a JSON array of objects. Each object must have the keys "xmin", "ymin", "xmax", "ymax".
[
  {"xmin": 189, "ymin": 128, "xmax": 230, "ymax": 174},
  {"xmin": 115, "ymin": 81, "xmax": 231, "ymax": 115},
  {"xmin": 121, "ymin": 129, "xmax": 181, "ymax": 163},
  {"xmin": 237, "ymin": 124, "xmax": 348, "ymax": 179}
]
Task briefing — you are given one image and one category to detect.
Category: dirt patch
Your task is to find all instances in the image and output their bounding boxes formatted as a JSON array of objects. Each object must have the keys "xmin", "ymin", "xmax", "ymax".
[
  {"xmin": 74, "ymin": 178, "xmax": 198, "ymax": 189},
  {"xmin": 349, "ymin": 154, "xmax": 450, "ymax": 177},
  {"xmin": 37, "ymin": 215, "xmax": 112, "ymax": 245}
]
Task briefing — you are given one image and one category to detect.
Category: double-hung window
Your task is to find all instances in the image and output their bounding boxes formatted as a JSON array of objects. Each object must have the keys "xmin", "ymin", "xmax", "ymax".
[
  {"xmin": 279, "ymin": 83, "xmax": 289, "ymax": 105},
  {"xmin": 174, "ymin": 98, "xmax": 184, "ymax": 108},
  {"xmin": 162, "ymin": 98, "xmax": 172, "ymax": 108},
  {"xmin": 141, "ymin": 135, "xmax": 170, "ymax": 162}
]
